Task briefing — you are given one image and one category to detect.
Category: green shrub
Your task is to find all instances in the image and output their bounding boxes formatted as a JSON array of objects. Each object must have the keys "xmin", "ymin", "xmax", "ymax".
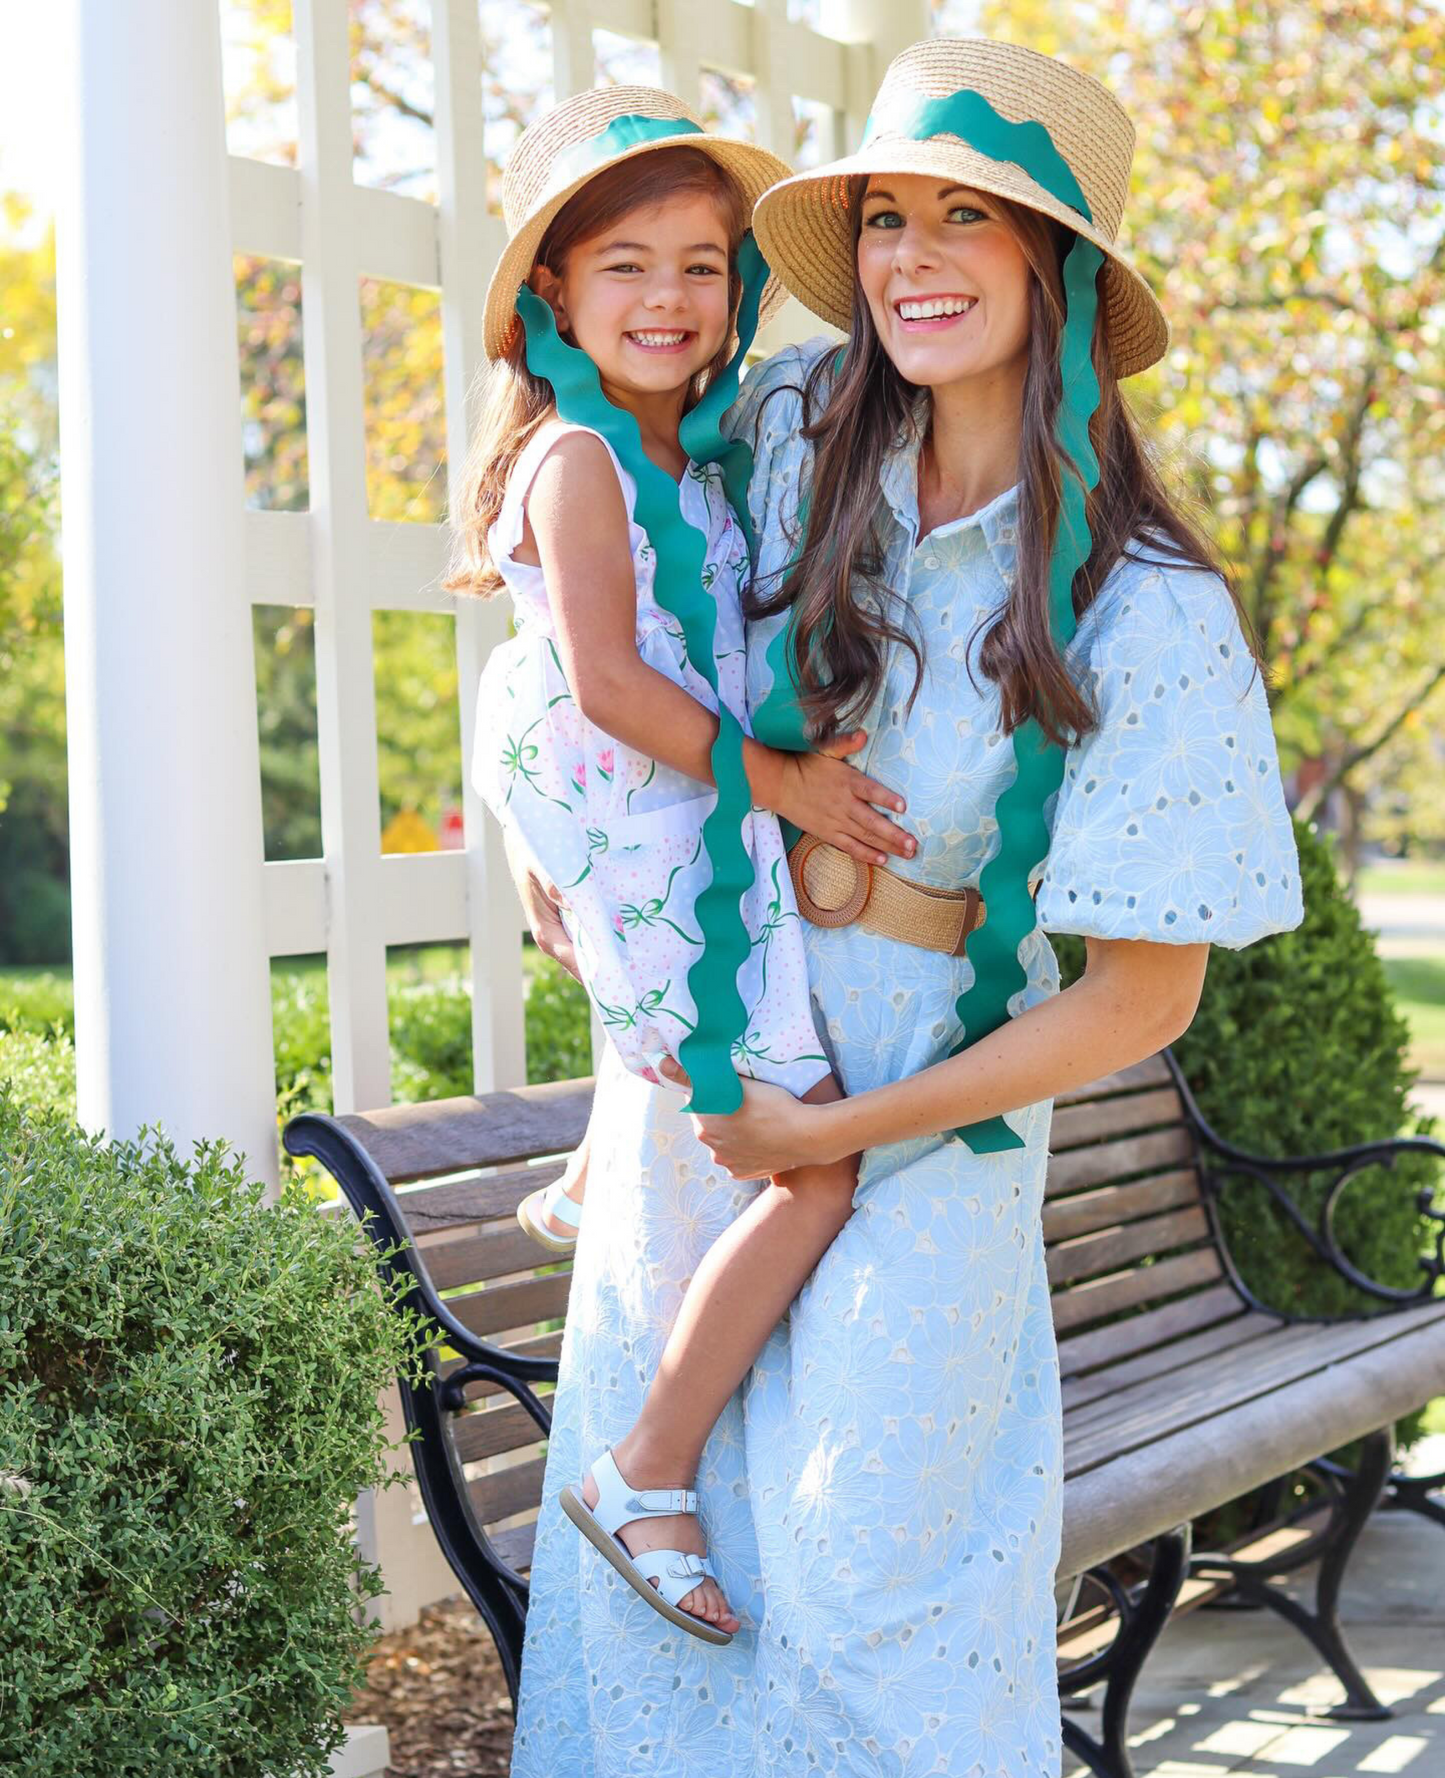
[
  {"xmin": 524, "ymin": 951, "xmax": 594, "ymax": 1085},
  {"xmin": 1051, "ymin": 817, "xmax": 1441, "ymax": 1322},
  {"xmin": 0, "ymin": 1088, "xmax": 427, "ymax": 1777},
  {"xmin": 0, "ymin": 1026, "xmax": 75, "ymax": 1118},
  {"xmin": 0, "ymin": 972, "xmax": 74, "ymax": 1040},
  {"xmin": 390, "ymin": 976, "xmax": 475, "ymax": 1102}
]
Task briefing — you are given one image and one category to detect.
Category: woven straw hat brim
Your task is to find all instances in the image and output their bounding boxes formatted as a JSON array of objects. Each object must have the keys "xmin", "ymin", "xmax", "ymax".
[
  {"xmin": 752, "ymin": 142, "xmax": 1169, "ymax": 380},
  {"xmin": 483, "ymin": 133, "xmax": 795, "ymax": 361}
]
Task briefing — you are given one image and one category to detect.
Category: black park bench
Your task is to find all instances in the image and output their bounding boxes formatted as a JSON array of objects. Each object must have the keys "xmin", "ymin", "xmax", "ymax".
[{"xmin": 285, "ymin": 1048, "xmax": 1445, "ymax": 1778}]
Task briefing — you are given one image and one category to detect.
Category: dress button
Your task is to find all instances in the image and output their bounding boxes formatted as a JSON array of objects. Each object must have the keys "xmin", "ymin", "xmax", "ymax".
[{"xmin": 924, "ymin": 555, "xmax": 941, "ymax": 570}]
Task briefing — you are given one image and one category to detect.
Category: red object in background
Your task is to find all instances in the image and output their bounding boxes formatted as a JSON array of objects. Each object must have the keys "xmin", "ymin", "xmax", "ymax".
[{"xmin": 440, "ymin": 806, "xmax": 466, "ymax": 850}]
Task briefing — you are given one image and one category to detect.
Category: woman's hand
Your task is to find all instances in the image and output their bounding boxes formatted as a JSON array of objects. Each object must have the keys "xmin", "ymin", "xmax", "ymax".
[
  {"xmin": 503, "ymin": 829, "xmax": 581, "ymax": 982},
  {"xmin": 659, "ymin": 1061, "xmax": 833, "ymax": 1178},
  {"xmin": 746, "ymin": 730, "xmax": 914, "ymax": 868}
]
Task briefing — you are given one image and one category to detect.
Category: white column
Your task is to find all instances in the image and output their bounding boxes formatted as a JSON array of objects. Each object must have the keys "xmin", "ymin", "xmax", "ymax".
[
  {"xmin": 55, "ymin": 0, "xmax": 278, "ymax": 1187},
  {"xmin": 433, "ymin": 0, "xmax": 528, "ymax": 1092}
]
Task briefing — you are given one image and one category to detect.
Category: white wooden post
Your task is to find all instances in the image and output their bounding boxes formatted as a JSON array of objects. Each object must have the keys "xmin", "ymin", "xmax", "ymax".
[
  {"xmin": 821, "ymin": 0, "xmax": 931, "ymax": 142},
  {"xmin": 433, "ymin": 0, "xmax": 528, "ymax": 1094},
  {"xmin": 293, "ymin": 0, "xmax": 395, "ymax": 1115},
  {"xmin": 55, "ymin": 0, "xmax": 278, "ymax": 1188}
]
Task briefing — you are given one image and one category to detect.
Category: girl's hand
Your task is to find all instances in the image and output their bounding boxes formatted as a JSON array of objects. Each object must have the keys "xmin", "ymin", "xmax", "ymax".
[
  {"xmin": 503, "ymin": 829, "xmax": 581, "ymax": 982},
  {"xmin": 749, "ymin": 731, "xmax": 914, "ymax": 868},
  {"xmin": 658, "ymin": 1062, "xmax": 830, "ymax": 1178}
]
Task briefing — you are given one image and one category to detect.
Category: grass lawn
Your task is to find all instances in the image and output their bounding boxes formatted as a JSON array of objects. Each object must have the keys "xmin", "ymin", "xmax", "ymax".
[
  {"xmin": 1382, "ymin": 955, "xmax": 1445, "ymax": 1081},
  {"xmin": 1357, "ymin": 859, "xmax": 1445, "ymax": 898}
]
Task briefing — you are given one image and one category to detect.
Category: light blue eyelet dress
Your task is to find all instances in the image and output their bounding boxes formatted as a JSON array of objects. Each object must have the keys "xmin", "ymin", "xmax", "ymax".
[{"xmin": 507, "ymin": 341, "xmax": 1304, "ymax": 1778}]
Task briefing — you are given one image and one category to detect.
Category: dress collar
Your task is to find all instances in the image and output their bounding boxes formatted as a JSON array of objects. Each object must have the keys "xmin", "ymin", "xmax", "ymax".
[{"xmin": 877, "ymin": 404, "xmax": 1022, "ymax": 589}]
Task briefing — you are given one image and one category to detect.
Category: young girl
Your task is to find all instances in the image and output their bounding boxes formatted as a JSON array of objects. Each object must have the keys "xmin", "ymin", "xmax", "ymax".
[{"xmin": 445, "ymin": 88, "xmax": 915, "ymax": 1644}]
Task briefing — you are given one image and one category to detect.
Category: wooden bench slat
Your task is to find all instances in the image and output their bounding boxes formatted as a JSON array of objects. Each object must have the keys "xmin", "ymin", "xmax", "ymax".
[
  {"xmin": 1050, "ymin": 1247, "xmax": 1224, "ymax": 1337},
  {"xmin": 1053, "ymin": 1053, "xmax": 1172, "ymax": 1107},
  {"xmin": 1046, "ymin": 1205, "xmax": 1212, "ymax": 1288},
  {"xmin": 338, "ymin": 1078, "xmax": 593, "ymax": 1182},
  {"xmin": 1061, "ymin": 1312, "xmax": 1445, "ymax": 1577},
  {"xmin": 1066, "ymin": 1316, "xmax": 1324, "ymax": 1450},
  {"xmin": 424, "ymin": 1224, "xmax": 572, "ymax": 1292},
  {"xmin": 448, "ymin": 1272, "xmax": 572, "ymax": 1340},
  {"xmin": 1063, "ymin": 1299, "xmax": 1445, "ymax": 1476},
  {"xmin": 1046, "ymin": 1126, "xmax": 1195, "ymax": 1199},
  {"xmin": 398, "ymin": 1162, "xmax": 565, "ymax": 1233},
  {"xmin": 488, "ymin": 1518, "xmax": 538, "ymax": 1577},
  {"xmin": 1049, "ymin": 1086, "xmax": 1184, "ymax": 1153},
  {"xmin": 1041, "ymin": 1171, "xmax": 1201, "ymax": 1247},
  {"xmin": 1061, "ymin": 1310, "xmax": 1278, "ymax": 1414},
  {"xmin": 441, "ymin": 1330, "xmax": 564, "ymax": 1399},
  {"xmin": 1055, "ymin": 1281, "xmax": 1246, "ymax": 1377},
  {"xmin": 454, "ymin": 1396, "xmax": 555, "ymax": 1466},
  {"xmin": 470, "ymin": 1456, "xmax": 550, "ymax": 1527}
]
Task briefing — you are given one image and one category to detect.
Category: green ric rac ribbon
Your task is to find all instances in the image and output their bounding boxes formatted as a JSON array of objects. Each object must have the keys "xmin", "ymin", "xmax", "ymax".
[
  {"xmin": 515, "ymin": 212, "xmax": 771, "ymax": 1116},
  {"xmin": 753, "ymin": 89, "xmax": 1105, "ymax": 1154}
]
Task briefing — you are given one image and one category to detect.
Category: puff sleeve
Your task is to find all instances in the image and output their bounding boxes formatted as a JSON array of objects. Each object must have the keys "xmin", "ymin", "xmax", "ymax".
[{"xmin": 1035, "ymin": 557, "xmax": 1304, "ymax": 948}]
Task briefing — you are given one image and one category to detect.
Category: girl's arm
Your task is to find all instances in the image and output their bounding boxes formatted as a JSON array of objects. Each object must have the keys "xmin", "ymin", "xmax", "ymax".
[
  {"xmin": 526, "ymin": 433, "xmax": 914, "ymax": 866},
  {"xmin": 679, "ymin": 936, "xmax": 1210, "ymax": 1176}
]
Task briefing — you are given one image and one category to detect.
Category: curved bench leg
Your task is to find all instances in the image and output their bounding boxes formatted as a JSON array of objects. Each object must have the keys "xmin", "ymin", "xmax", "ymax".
[
  {"xmin": 1383, "ymin": 1463, "xmax": 1445, "ymax": 1531},
  {"xmin": 1189, "ymin": 1426, "xmax": 1395, "ymax": 1722},
  {"xmin": 1060, "ymin": 1524, "xmax": 1191, "ymax": 1778}
]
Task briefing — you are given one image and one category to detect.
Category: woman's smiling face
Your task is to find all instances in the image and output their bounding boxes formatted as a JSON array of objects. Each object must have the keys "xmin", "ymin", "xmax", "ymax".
[{"xmin": 856, "ymin": 174, "xmax": 1031, "ymax": 389}]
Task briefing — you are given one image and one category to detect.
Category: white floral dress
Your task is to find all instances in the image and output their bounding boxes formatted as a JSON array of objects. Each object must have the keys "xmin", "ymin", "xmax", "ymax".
[
  {"xmin": 472, "ymin": 420, "xmax": 830, "ymax": 1099},
  {"xmin": 508, "ymin": 347, "xmax": 1305, "ymax": 1777}
]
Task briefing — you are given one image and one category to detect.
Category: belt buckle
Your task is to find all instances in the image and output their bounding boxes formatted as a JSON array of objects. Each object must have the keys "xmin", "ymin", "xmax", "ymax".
[{"xmin": 788, "ymin": 836, "xmax": 873, "ymax": 929}]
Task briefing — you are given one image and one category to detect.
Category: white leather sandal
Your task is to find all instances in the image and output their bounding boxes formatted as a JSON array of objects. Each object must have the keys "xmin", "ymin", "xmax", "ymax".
[
  {"xmin": 559, "ymin": 1449, "xmax": 732, "ymax": 1646},
  {"xmin": 516, "ymin": 1176, "xmax": 582, "ymax": 1255}
]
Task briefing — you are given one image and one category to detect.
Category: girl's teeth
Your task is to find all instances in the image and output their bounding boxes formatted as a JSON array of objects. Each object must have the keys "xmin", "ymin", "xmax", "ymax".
[
  {"xmin": 897, "ymin": 297, "xmax": 977, "ymax": 320},
  {"xmin": 631, "ymin": 331, "xmax": 688, "ymax": 346}
]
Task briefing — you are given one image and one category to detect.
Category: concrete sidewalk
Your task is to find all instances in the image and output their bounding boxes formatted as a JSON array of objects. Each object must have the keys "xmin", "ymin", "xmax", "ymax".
[{"xmin": 1065, "ymin": 1438, "xmax": 1445, "ymax": 1777}]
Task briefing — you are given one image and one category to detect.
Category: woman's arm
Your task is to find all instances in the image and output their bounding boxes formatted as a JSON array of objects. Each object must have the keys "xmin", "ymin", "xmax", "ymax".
[
  {"xmin": 527, "ymin": 432, "xmax": 913, "ymax": 865},
  {"xmin": 683, "ymin": 936, "xmax": 1210, "ymax": 1176}
]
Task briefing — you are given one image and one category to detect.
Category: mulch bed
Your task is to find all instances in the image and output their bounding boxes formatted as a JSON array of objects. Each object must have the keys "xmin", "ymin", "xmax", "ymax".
[{"xmin": 343, "ymin": 1595, "xmax": 516, "ymax": 1777}]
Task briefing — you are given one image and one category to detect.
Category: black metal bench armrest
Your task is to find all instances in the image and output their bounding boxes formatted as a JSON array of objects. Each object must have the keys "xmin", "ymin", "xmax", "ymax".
[
  {"xmin": 1163, "ymin": 1052, "xmax": 1445, "ymax": 1313},
  {"xmin": 283, "ymin": 1110, "xmax": 559, "ymax": 1435}
]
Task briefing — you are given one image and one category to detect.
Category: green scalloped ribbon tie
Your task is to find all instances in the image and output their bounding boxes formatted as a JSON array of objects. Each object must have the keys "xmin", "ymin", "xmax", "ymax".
[
  {"xmin": 515, "ymin": 235, "xmax": 770, "ymax": 1115},
  {"xmin": 758, "ymin": 89, "xmax": 1100, "ymax": 1154},
  {"xmin": 547, "ymin": 114, "xmax": 705, "ymax": 190},
  {"xmin": 679, "ymin": 230, "xmax": 769, "ymax": 557}
]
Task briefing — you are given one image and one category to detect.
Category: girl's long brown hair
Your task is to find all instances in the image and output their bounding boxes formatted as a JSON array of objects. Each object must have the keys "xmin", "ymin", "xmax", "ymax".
[
  {"xmin": 748, "ymin": 179, "xmax": 1260, "ymax": 748},
  {"xmin": 445, "ymin": 147, "xmax": 747, "ymax": 599}
]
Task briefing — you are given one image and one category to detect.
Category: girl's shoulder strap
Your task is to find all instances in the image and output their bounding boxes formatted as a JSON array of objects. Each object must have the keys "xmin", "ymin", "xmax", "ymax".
[{"xmin": 493, "ymin": 420, "xmax": 639, "ymax": 563}]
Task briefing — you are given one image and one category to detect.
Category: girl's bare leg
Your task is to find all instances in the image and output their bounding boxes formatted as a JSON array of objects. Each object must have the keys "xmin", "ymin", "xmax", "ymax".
[{"xmin": 580, "ymin": 1074, "xmax": 856, "ymax": 1631}]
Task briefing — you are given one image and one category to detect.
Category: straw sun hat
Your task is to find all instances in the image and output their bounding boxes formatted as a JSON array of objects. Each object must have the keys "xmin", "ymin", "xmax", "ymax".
[
  {"xmin": 483, "ymin": 85, "xmax": 794, "ymax": 361},
  {"xmin": 752, "ymin": 37, "xmax": 1169, "ymax": 379}
]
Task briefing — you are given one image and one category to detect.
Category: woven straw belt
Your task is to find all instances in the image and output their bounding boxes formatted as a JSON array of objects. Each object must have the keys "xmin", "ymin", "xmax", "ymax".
[{"xmin": 786, "ymin": 834, "xmax": 1039, "ymax": 957}]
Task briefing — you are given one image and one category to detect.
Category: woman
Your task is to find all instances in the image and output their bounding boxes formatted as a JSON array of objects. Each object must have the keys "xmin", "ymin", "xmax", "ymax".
[{"xmin": 507, "ymin": 36, "xmax": 1302, "ymax": 1778}]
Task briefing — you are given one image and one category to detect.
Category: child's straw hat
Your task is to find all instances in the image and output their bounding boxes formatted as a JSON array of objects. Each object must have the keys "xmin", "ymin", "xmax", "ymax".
[
  {"xmin": 752, "ymin": 38, "xmax": 1169, "ymax": 378},
  {"xmin": 484, "ymin": 86, "xmax": 793, "ymax": 361}
]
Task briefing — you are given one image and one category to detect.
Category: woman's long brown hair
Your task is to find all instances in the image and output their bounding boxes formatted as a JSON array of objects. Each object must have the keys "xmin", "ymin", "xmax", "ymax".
[
  {"xmin": 445, "ymin": 147, "xmax": 747, "ymax": 599},
  {"xmin": 748, "ymin": 179, "xmax": 1261, "ymax": 748}
]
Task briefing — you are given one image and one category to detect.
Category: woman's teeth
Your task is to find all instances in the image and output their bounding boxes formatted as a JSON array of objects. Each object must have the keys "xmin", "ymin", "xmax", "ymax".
[
  {"xmin": 897, "ymin": 297, "xmax": 977, "ymax": 320},
  {"xmin": 628, "ymin": 330, "xmax": 689, "ymax": 347}
]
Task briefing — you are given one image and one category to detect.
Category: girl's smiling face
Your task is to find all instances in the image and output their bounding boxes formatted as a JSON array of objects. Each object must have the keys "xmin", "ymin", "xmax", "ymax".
[
  {"xmin": 533, "ymin": 192, "xmax": 735, "ymax": 405},
  {"xmin": 856, "ymin": 174, "xmax": 1032, "ymax": 389}
]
